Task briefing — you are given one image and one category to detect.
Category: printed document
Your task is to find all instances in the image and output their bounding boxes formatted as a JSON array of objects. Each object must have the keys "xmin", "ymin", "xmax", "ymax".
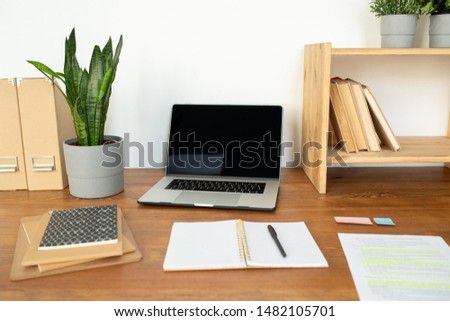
[{"xmin": 338, "ymin": 233, "xmax": 450, "ymax": 300}]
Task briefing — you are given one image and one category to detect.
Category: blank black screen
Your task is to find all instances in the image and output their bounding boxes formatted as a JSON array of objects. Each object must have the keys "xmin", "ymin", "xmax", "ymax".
[{"xmin": 166, "ymin": 105, "xmax": 282, "ymax": 179}]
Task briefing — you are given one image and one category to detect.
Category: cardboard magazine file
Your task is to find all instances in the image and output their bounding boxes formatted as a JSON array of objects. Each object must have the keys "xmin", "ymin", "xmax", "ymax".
[
  {"xmin": 16, "ymin": 77, "xmax": 75, "ymax": 190},
  {"xmin": 0, "ymin": 79, "xmax": 28, "ymax": 190}
]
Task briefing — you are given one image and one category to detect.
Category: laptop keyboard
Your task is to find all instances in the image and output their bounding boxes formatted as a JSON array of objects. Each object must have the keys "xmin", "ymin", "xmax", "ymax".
[{"xmin": 165, "ymin": 179, "xmax": 266, "ymax": 194}]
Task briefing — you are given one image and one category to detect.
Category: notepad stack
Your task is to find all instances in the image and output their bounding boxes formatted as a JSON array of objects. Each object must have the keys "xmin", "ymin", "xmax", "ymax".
[
  {"xmin": 329, "ymin": 77, "xmax": 401, "ymax": 153},
  {"xmin": 10, "ymin": 205, "xmax": 142, "ymax": 281}
]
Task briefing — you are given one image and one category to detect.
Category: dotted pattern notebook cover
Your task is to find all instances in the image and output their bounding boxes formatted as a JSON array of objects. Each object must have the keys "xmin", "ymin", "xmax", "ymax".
[{"xmin": 39, "ymin": 205, "xmax": 118, "ymax": 250}]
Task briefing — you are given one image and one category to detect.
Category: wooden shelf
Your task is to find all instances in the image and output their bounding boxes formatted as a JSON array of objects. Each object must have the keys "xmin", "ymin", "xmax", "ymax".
[
  {"xmin": 332, "ymin": 48, "xmax": 450, "ymax": 56},
  {"xmin": 329, "ymin": 136, "xmax": 450, "ymax": 164},
  {"xmin": 301, "ymin": 43, "xmax": 450, "ymax": 194}
]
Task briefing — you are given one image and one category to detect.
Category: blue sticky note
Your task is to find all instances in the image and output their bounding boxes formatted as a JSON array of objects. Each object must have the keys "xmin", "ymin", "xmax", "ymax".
[{"xmin": 373, "ymin": 217, "xmax": 395, "ymax": 226}]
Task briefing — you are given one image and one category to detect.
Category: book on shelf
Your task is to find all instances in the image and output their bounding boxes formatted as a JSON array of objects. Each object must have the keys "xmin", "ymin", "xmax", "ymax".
[
  {"xmin": 163, "ymin": 220, "xmax": 328, "ymax": 271},
  {"xmin": 363, "ymin": 85, "xmax": 401, "ymax": 152},
  {"xmin": 329, "ymin": 80, "xmax": 358, "ymax": 153},
  {"xmin": 331, "ymin": 77, "xmax": 368, "ymax": 151},
  {"xmin": 11, "ymin": 205, "xmax": 142, "ymax": 280},
  {"xmin": 329, "ymin": 78, "xmax": 400, "ymax": 153},
  {"xmin": 346, "ymin": 79, "xmax": 382, "ymax": 152}
]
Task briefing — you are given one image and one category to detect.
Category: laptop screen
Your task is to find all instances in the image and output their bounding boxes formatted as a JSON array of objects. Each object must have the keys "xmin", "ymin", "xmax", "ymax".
[{"xmin": 166, "ymin": 105, "xmax": 282, "ymax": 179}]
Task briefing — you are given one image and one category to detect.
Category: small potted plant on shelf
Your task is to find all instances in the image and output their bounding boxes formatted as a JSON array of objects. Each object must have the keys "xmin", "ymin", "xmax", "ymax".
[
  {"xmin": 420, "ymin": 0, "xmax": 450, "ymax": 47},
  {"xmin": 28, "ymin": 28, "xmax": 124, "ymax": 198},
  {"xmin": 369, "ymin": 0, "xmax": 422, "ymax": 47}
]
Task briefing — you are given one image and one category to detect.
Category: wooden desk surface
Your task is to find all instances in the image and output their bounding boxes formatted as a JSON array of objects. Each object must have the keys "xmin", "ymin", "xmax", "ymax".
[{"xmin": 1, "ymin": 167, "xmax": 449, "ymax": 301}]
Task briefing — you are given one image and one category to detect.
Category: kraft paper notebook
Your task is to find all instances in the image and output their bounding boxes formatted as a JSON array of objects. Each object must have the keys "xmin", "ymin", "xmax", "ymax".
[
  {"xmin": 21, "ymin": 205, "xmax": 124, "ymax": 266},
  {"xmin": 10, "ymin": 213, "xmax": 142, "ymax": 281},
  {"xmin": 163, "ymin": 220, "xmax": 328, "ymax": 271}
]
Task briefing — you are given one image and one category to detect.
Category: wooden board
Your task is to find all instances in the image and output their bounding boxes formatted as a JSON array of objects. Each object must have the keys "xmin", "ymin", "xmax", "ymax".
[{"xmin": 301, "ymin": 43, "xmax": 332, "ymax": 194}]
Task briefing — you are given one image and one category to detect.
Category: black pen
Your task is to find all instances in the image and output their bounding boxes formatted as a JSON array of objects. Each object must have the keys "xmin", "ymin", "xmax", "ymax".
[{"xmin": 267, "ymin": 224, "xmax": 287, "ymax": 257}]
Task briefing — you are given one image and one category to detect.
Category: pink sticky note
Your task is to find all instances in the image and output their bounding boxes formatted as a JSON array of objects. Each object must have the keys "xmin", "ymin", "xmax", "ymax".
[{"xmin": 335, "ymin": 216, "xmax": 373, "ymax": 225}]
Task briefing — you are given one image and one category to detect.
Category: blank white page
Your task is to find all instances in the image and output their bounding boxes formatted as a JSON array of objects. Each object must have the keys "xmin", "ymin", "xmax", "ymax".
[
  {"xmin": 243, "ymin": 222, "xmax": 328, "ymax": 268},
  {"xmin": 163, "ymin": 220, "xmax": 246, "ymax": 271}
]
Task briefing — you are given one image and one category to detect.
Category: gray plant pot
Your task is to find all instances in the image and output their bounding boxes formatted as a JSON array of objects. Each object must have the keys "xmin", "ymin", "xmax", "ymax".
[
  {"xmin": 380, "ymin": 15, "xmax": 417, "ymax": 48},
  {"xmin": 429, "ymin": 13, "xmax": 450, "ymax": 48},
  {"xmin": 63, "ymin": 135, "xmax": 124, "ymax": 198}
]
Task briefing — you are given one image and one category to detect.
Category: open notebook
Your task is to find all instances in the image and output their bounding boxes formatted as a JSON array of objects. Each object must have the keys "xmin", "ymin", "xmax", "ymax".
[{"xmin": 163, "ymin": 220, "xmax": 328, "ymax": 271}]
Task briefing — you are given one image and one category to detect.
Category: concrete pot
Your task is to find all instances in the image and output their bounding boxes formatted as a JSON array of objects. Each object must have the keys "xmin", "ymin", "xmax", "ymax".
[
  {"xmin": 63, "ymin": 135, "xmax": 124, "ymax": 198},
  {"xmin": 380, "ymin": 15, "xmax": 417, "ymax": 48},
  {"xmin": 429, "ymin": 13, "xmax": 450, "ymax": 48}
]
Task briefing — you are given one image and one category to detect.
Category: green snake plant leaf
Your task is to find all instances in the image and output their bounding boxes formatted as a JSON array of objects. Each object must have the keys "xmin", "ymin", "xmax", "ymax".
[
  {"xmin": 72, "ymin": 100, "xmax": 88, "ymax": 146},
  {"xmin": 113, "ymin": 35, "xmax": 123, "ymax": 68},
  {"xmin": 97, "ymin": 67, "xmax": 114, "ymax": 141},
  {"xmin": 26, "ymin": 60, "xmax": 66, "ymax": 85},
  {"xmin": 76, "ymin": 69, "xmax": 90, "ymax": 145},
  {"xmin": 64, "ymin": 28, "xmax": 82, "ymax": 110},
  {"xmin": 86, "ymin": 45, "xmax": 104, "ymax": 145},
  {"xmin": 102, "ymin": 37, "xmax": 113, "ymax": 70}
]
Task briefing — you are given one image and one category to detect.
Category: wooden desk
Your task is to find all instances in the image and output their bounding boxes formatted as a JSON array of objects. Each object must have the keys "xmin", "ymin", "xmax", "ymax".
[{"xmin": 1, "ymin": 167, "xmax": 449, "ymax": 300}]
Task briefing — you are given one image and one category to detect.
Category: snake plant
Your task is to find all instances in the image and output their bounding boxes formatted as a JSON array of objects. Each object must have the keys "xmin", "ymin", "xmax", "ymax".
[{"xmin": 28, "ymin": 28, "xmax": 123, "ymax": 146}]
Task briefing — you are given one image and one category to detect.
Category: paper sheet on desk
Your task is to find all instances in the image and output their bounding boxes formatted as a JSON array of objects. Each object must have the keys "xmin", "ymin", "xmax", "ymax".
[{"xmin": 338, "ymin": 233, "xmax": 450, "ymax": 301}]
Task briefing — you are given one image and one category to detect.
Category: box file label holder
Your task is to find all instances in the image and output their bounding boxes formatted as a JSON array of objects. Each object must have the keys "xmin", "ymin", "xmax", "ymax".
[
  {"xmin": 0, "ymin": 156, "xmax": 19, "ymax": 173},
  {"xmin": 31, "ymin": 156, "xmax": 55, "ymax": 172}
]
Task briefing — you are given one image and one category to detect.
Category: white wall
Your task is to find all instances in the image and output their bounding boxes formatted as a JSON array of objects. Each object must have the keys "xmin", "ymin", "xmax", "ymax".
[{"xmin": 1, "ymin": 0, "xmax": 448, "ymax": 168}]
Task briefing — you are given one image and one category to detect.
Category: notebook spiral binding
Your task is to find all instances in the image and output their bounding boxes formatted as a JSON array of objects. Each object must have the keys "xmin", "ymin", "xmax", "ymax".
[{"xmin": 236, "ymin": 220, "xmax": 250, "ymax": 262}]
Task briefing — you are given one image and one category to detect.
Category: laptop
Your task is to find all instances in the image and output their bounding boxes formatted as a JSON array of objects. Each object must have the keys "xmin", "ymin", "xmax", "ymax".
[{"xmin": 138, "ymin": 104, "xmax": 283, "ymax": 211}]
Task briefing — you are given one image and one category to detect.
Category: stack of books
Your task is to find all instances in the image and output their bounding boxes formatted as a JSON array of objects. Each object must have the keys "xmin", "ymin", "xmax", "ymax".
[
  {"xmin": 329, "ymin": 77, "xmax": 401, "ymax": 153},
  {"xmin": 10, "ymin": 205, "xmax": 142, "ymax": 281}
]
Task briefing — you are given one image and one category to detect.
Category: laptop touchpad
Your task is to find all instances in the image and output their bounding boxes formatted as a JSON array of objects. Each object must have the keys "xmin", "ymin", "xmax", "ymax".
[{"xmin": 175, "ymin": 192, "xmax": 240, "ymax": 206}]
